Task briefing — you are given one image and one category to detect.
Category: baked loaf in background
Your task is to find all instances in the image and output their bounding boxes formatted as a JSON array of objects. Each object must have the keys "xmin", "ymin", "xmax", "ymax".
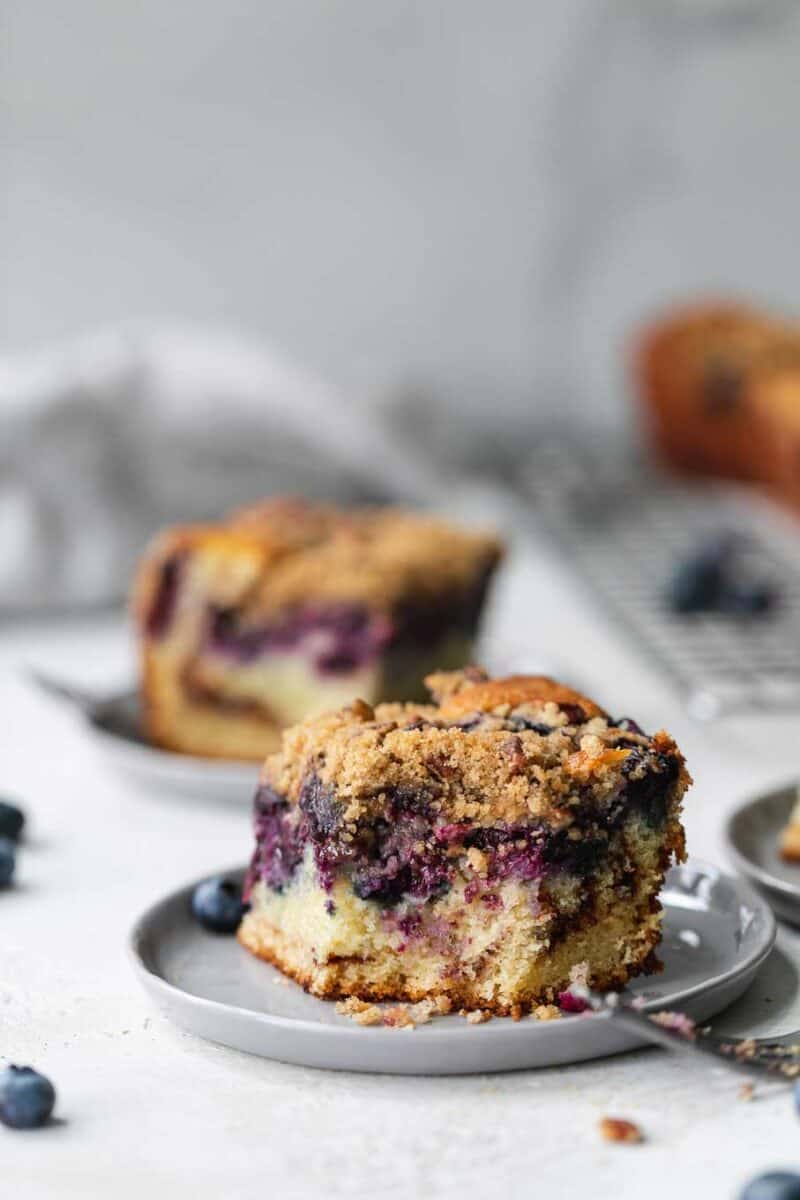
[
  {"xmin": 132, "ymin": 497, "xmax": 502, "ymax": 761},
  {"xmin": 633, "ymin": 300, "xmax": 800, "ymax": 512}
]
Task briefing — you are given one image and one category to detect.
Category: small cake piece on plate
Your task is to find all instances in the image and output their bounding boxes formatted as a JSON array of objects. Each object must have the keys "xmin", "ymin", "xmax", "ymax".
[
  {"xmin": 779, "ymin": 791, "xmax": 800, "ymax": 862},
  {"xmin": 132, "ymin": 498, "xmax": 502, "ymax": 761},
  {"xmin": 239, "ymin": 669, "xmax": 691, "ymax": 1014}
]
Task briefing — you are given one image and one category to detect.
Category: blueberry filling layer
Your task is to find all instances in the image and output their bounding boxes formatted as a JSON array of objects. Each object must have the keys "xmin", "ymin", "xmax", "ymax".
[
  {"xmin": 244, "ymin": 741, "xmax": 679, "ymax": 908},
  {"xmin": 148, "ymin": 566, "xmax": 491, "ymax": 669},
  {"xmin": 245, "ymin": 784, "xmax": 306, "ymax": 894},
  {"xmin": 207, "ymin": 604, "xmax": 394, "ymax": 675},
  {"xmin": 205, "ymin": 586, "xmax": 489, "ymax": 675}
]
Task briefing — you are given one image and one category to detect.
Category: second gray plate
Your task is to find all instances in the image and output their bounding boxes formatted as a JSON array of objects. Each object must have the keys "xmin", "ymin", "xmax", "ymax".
[
  {"xmin": 726, "ymin": 783, "xmax": 800, "ymax": 925},
  {"xmin": 87, "ymin": 692, "xmax": 259, "ymax": 804},
  {"xmin": 130, "ymin": 860, "xmax": 775, "ymax": 1075}
]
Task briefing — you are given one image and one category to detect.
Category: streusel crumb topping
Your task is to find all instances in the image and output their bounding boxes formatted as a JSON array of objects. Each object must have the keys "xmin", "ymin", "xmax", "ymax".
[
  {"xmin": 261, "ymin": 668, "xmax": 690, "ymax": 828},
  {"xmin": 135, "ymin": 497, "xmax": 503, "ymax": 621}
]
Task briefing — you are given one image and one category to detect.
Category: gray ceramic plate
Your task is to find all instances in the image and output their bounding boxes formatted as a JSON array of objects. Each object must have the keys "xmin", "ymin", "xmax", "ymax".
[
  {"xmin": 86, "ymin": 692, "xmax": 259, "ymax": 803},
  {"xmin": 726, "ymin": 783, "xmax": 800, "ymax": 925},
  {"xmin": 130, "ymin": 859, "xmax": 775, "ymax": 1074},
  {"xmin": 40, "ymin": 680, "xmax": 259, "ymax": 804},
  {"xmin": 30, "ymin": 670, "xmax": 259, "ymax": 804}
]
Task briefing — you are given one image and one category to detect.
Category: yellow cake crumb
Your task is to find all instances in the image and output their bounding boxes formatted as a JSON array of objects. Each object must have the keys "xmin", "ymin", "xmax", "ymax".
[
  {"xmin": 335, "ymin": 998, "xmax": 383, "ymax": 1026},
  {"xmin": 532, "ymin": 1004, "xmax": 562, "ymax": 1021},
  {"xmin": 463, "ymin": 1009, "xmax": 492, "ymax": 1025}
]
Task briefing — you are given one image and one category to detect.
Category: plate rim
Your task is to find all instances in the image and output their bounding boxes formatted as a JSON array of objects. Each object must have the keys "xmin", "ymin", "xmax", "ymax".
[
  {"xmin": 129, "ymin": 857, "xmax": 776, "ymax": 1045},
  {"xmin": 725, "ymin": 781, "xmax": 800, "ymax": 902},
  {"xmin": 85, "ymin": 691, "xmax": 259, "ymax": 782}
]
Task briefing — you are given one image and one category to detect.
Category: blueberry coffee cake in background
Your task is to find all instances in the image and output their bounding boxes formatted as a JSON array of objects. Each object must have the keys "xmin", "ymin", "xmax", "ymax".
[
  {"xmin": 133, "ymin": 498, "xmax": 502, "ymax": 760},
  {"xmin": 634, "ymin": 298, "xmax": 800, "ymax": 514},
  {"xmin": 238, "ymin": 669, "xmax": 691, "ymax": 1014}
]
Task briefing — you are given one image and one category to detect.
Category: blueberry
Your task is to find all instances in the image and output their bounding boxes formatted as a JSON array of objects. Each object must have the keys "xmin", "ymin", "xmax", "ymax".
[
  {"xmin": 0, "ymin": 801, "xmax": 24, "ymax": 841},
  {"xmin": 615, "ymin": 717, "xmax": 645, "ymax": 736},
  {"xmin": 0, "ymin": 837, "xmax": 15, "ymax": 887},
  {"xmin": 740, "ymin": 1172, "xmax": 800, "ymax": 1200},
  {"xmin": 721, "ymin": 579, "xmax": 776, "ymax": 616},
  {"xmin": 667, "ymin": 531, "xmax": 778, "ymax": 618},
  {"xmin": 190, "ymin": 877, "xmax": 245, "ymax": 933},
  {"xmin": 0, "ymin": 1065, "xmax": 56, "ymax": 1129},
  {"xmin": 666, "ymin": 550, "xmax": 726, "ymax": 613},
  {"xmin": 509, "ymin": 717, "xmax": 553, "ymax": 735}
]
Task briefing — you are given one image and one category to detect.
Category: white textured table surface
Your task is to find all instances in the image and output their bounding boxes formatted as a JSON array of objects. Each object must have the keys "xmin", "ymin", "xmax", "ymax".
[{"xmin": 5, "ymin": 538, "xmax": 800, "ymax": 1200}]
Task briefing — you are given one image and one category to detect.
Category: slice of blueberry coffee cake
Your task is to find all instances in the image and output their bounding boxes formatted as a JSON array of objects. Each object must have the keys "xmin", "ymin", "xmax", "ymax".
[
  {"xmin": 238, "ymin": 669, "xmax": 691, "ymax": 1013},
  {"xmin": 132, "ymin": 498, "xmax": 502, "ymax": 760}
]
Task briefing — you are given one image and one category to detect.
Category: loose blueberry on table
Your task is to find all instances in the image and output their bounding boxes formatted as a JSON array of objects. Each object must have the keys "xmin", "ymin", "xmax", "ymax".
[
  {"xmin": 0, "ymin": 837, "xmax": 15, "ymax": 888},
  {"xmin": 0, "ymin": 800, "xmax": 24, "ymax": 841},
  {"xmin": 191, "ymin": 877, "xmax": 246, "ymax": 933},
  {"xmin": 0, "ymin": 1066, "xmax": 56, "ymax": 1130},
  {"xmin": 740, "ymin": 1173, "xmax": 800, "ymax": 1200}
]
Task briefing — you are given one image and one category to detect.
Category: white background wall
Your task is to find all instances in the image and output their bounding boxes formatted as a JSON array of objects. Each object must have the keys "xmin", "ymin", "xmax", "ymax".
[{"xmin": 3, "ymin": 0, "xmax": 800, "ymax": 448}]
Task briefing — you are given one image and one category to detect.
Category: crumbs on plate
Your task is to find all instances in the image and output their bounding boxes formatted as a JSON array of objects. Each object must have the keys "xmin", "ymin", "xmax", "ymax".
[
  {"xmin": 531, "ymin": 1004, "xmax": 562, "ymax": 1022},
  {"xmin": 462, "ymin": 1008, "xmax": 492, "ymax": 1025},
  {"xmin": 335, "ymin": 995, "xmax": 453, "ymax": 1029}
]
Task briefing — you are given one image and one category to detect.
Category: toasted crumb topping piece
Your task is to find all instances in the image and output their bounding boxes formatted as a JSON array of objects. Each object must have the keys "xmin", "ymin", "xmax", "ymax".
[
  {"xmin": 428, "ymin": 669, "xmax": 605, "ymax": 720},
  {"xmin": 599, "ymin": 1117, "xmax": 644, "ymax": 1144}
]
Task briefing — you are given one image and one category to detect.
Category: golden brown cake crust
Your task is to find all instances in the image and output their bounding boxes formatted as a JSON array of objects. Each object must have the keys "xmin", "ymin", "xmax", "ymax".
[
  {"xmin": 427, "ymin": 669, "xmax": 606, "ymax": 720},
  {"xmin": 237, "ymin": 916, "xmax": 663, "ymax": 1016},
  {"xmin": 133, "ymin": 496, "xmax": 503, "ymax": 625},
  {"xmin": 263, "ymin": 668, "xmax": 691, "ymax": 829}
]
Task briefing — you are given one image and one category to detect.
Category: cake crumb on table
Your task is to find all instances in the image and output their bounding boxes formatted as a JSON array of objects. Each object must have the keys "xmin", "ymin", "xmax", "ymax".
[
  {"xmin": 599, "ymin": 1117, "xmax": 644, "ymax": 1144},
  {"xmin": 738, "ymin": 1082, "xmax": 755, "ymax": 1102}
]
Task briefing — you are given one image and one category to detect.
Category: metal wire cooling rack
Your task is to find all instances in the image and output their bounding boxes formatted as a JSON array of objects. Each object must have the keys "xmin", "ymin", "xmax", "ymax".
[{"xmin": 517, "ymin": 429, "xmax": 800, "ymax": 718}]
